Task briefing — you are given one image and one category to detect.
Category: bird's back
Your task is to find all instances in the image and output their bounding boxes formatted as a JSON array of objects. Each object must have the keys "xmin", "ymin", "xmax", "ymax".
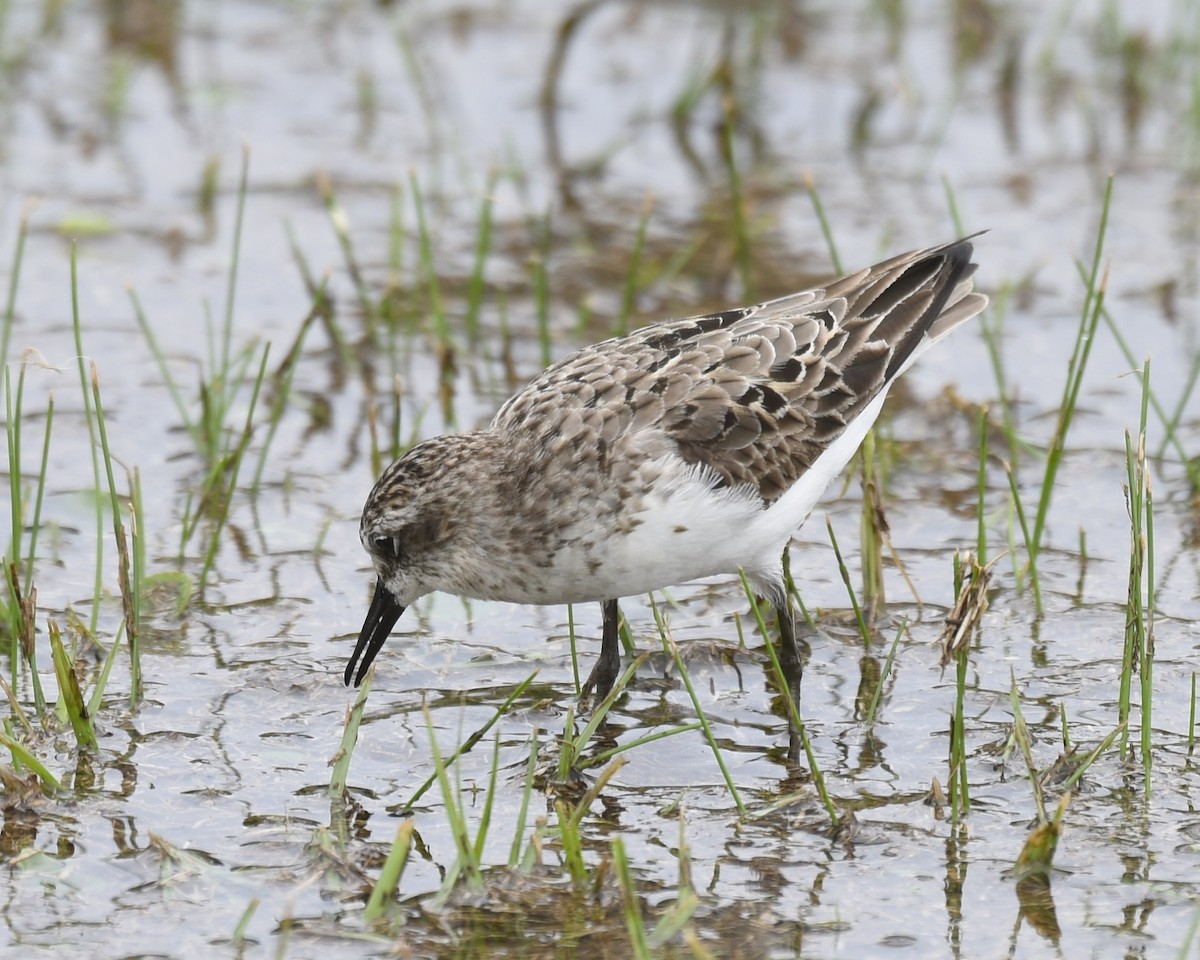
[{"xmin": 492, "ymin": 237, "xmax": 986, "ymax": 506}]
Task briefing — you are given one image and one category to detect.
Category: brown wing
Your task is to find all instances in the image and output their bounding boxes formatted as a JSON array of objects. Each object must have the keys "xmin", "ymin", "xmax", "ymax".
[{"xmin": 492, "ymin": 237, "xmax": 986, "ymax": 504}]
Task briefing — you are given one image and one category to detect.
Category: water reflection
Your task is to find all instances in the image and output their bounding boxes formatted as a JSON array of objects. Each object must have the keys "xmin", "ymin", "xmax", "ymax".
[{"xmin": 1013, "ymin": 874, "xmax": 1061, "ymax": 949}]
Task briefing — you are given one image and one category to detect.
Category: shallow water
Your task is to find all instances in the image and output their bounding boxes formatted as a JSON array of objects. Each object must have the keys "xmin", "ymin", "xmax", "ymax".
[{"xmin": 2, "ymin": 1, "xmax": 1200, "ymax": 957}]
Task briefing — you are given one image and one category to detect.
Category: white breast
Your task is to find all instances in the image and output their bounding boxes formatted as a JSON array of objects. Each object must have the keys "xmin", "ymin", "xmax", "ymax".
[{"xmin": 540, "ymin": 385, "xmax": 893, "ymax": 603}]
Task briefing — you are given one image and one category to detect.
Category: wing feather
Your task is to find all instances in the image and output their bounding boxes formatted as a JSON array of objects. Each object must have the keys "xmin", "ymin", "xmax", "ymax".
[{"xmin": 493, "ymin": 237, "xmax": 986, "ymax": 504}]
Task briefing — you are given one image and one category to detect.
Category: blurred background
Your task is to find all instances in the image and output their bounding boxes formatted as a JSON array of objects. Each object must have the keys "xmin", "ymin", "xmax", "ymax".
[{"xmin": 1, "ymin": 1, "xmax": 1198, "ymax": 957}]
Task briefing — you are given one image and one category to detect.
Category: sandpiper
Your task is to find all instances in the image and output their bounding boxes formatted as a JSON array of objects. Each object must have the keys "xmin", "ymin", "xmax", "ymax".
[{"xmin": 346, "ymin": 237, "xmax": 986, "ymax": 741}]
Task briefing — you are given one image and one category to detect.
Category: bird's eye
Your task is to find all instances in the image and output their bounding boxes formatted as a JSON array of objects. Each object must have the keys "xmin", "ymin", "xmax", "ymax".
[{"xmin": 373, "ymin": 536, "xmax": 402, "ymax": 560}]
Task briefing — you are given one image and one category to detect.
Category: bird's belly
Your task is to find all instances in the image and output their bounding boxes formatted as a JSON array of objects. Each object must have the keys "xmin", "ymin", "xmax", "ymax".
[{"xmin": 498, "ymin": 473, "xmax": 779, "ymax": 604}]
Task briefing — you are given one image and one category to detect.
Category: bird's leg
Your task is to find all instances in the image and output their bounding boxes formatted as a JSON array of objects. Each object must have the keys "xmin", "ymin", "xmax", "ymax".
[
  {"xmin": 580, "ymin": 598, "xmax": 622, "ymax": 706},
  {"xmin": 774, "ymin": 596, "xmax": 804, "ymax": 766}
]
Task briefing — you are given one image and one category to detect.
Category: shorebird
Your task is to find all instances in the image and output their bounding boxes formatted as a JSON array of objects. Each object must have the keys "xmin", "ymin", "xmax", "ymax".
[{"xmin": 346, "ymin": 237, "xmax": 986, "ymax": 738}]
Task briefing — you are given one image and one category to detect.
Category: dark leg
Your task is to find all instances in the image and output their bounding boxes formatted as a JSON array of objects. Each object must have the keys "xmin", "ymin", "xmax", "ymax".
[
  {"xmin": 580, "ymin": 598, "xmax": 622, "ymax": 706},
  {"xmin": 774, "ymin": 596, "xmax": 804, "ymax": 765}
]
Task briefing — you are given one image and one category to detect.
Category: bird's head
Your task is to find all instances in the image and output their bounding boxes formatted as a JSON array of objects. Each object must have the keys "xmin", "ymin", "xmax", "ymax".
[{"xmin": 344, "ymin": 438, "xmax": 466, "ymax": 686}]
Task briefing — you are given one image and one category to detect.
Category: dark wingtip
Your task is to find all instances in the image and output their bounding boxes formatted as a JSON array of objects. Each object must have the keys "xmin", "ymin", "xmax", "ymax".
[
  {"xmin": 345, "ymin": 578, "xmax": 405, "ymax": 687},
  {"xmin": 875, "ymin": 236, "xmax": 985, "ymax": 380}
]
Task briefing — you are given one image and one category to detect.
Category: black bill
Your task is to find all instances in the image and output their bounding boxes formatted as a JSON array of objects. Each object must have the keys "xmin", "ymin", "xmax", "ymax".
[{"xmin": 345, "ymin": 578, "xmax": 405, "ymax": 686}]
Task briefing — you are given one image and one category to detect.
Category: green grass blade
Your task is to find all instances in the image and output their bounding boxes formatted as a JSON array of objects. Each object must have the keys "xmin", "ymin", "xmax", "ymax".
[
  {"xmin": 328, "ymin": 664, "xmax": 374, "ymax": 804},
  {"xmin": 567, "ymin": 603, "xmax": 580, "ymax": 695},
  {"xmin": 69, "ymin": 245, "xmax": 105, "ymax": 636},
  {"xmin": 532, "ymin": 209, "xmax": 552, "ymax": 369},
  {"xmin": 976, "ymin": 406, "xmax": 989, "ymax": 564},
  {"xmin": 507, "ymin": 729, "xmax": 540, "ymax": 868},
  {"xmin": 464, "ymin": 172, "xmax": 497, "ymax": 342},
  {"xmin": 49, "ymin": 620, "xmax": 98, "ymax": 751},
  {"xmin": 858, "ymin": 430, "xmax": 885, "ymax": 614},
  {"xmin": 0, "ymin": 728, "xmax": 61, "ymax": 794},
  {"xmin": 654, "ymin": 603, "xmax": 745, "ymax": 816},
  {"xmin": 617, "ymin": 193, "xmax": 654, "ymax": 336},
  {"xmin": 221, "ymin": 147, "xmax": 251, "ymax": 380},
  {"xmin": 1030, "ymin": 176, "xmax": 1113, "ymax": 561},
  {"xmin": 586, "ymin": 722, "xmax": 703, "ymax": 769},
  {"xmin": 362, "ymin": 820, "xmax": 414, "ymax": 924},
  {"xmin": 231, "ymin": 898, "xmax": 259, "ymax": 948},
  {"xmin": 3, "ymin": 371, "xmax": 27, "ymax": 695},
  {"xmin": 0, "ymin": 202, "xmax": 31, "ymax": 372},
  {"xmin": 89, "ymin": 363, "xmax": 140, "ymax": 703},
  {"xmin": 1059, "ymin": 723, "xmax": 1123, "ymax": 793},
  {"xmin": 1003, "ymin": 461, "xmax": 1041, "ymax": 611},
  {"xmin": 564, "ymin": 757, "xmax": 625, "ymax": 834},
  {"xmin": 0, "ymin": 672, "xmax": 34, "ymax": 737},
  {"xmin": 826, "ymin": 515, "xmax": 871, "ymax": 644},
  {"xmin": 613, "ymin": 837, "xmax": 652, "ymax": 960},
  {"xmin": 740, "ymin": 571, "xmax": 839, "ymax": 827},
  {"xmin": 424, "ymin": 706, "xmax": 483, "ymax": 897},
  {"xmin": 804, "ymin": 171, "xmax": 843, "ymax": 273},
  {"xmin": 197, "ymin": 345, "xmax": 271, "ymax": 594},
  {"xmin": 1008, "ymin": 673, "xmax": 1045, "ymax": 822},
  {"xmin": 1190, "ymin": 673, "xmax": 1196, "ymax": 756},
  {"xmin": 472, "ymin": 732, "xmax": 503, "ymax": 862},
  {"xmin": 128, "ymin": 287, "xmax": 196, "ymax": 442},
  {"xmin": 555, "ymin": 799, "xmax": 589, "ymax": 888},
  {"xmin": 402, "ymin": 671, "xmax": 537, "ymax": 811},
  {"xmin": 86, "ymin": 622, "xmax": 124, "ymax": 719},
  {"xmin": 719, "ymin": 82, "xmax": 752, "ymax": 298},
  {"xmin": 22, "ymin": 387, "xmax": 53, "ymax": 590},
  {"xmin": 1013, "ymin": 793, "xmax": 1068, "ymax": 880},
  {"xmin": 942, "ymin": 174, "xmax": 966, "ymax": 237},
  {"xmin": 863, "ymin": 618, "xmax": 906, "ymax": 728},
  {"xmin": 251, "ymin": 282, "xmax": 326, "ymax": 493},
  {"xmin": 1076, "ymin": 258, "xmax": 1200, "ymax": 490}
]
